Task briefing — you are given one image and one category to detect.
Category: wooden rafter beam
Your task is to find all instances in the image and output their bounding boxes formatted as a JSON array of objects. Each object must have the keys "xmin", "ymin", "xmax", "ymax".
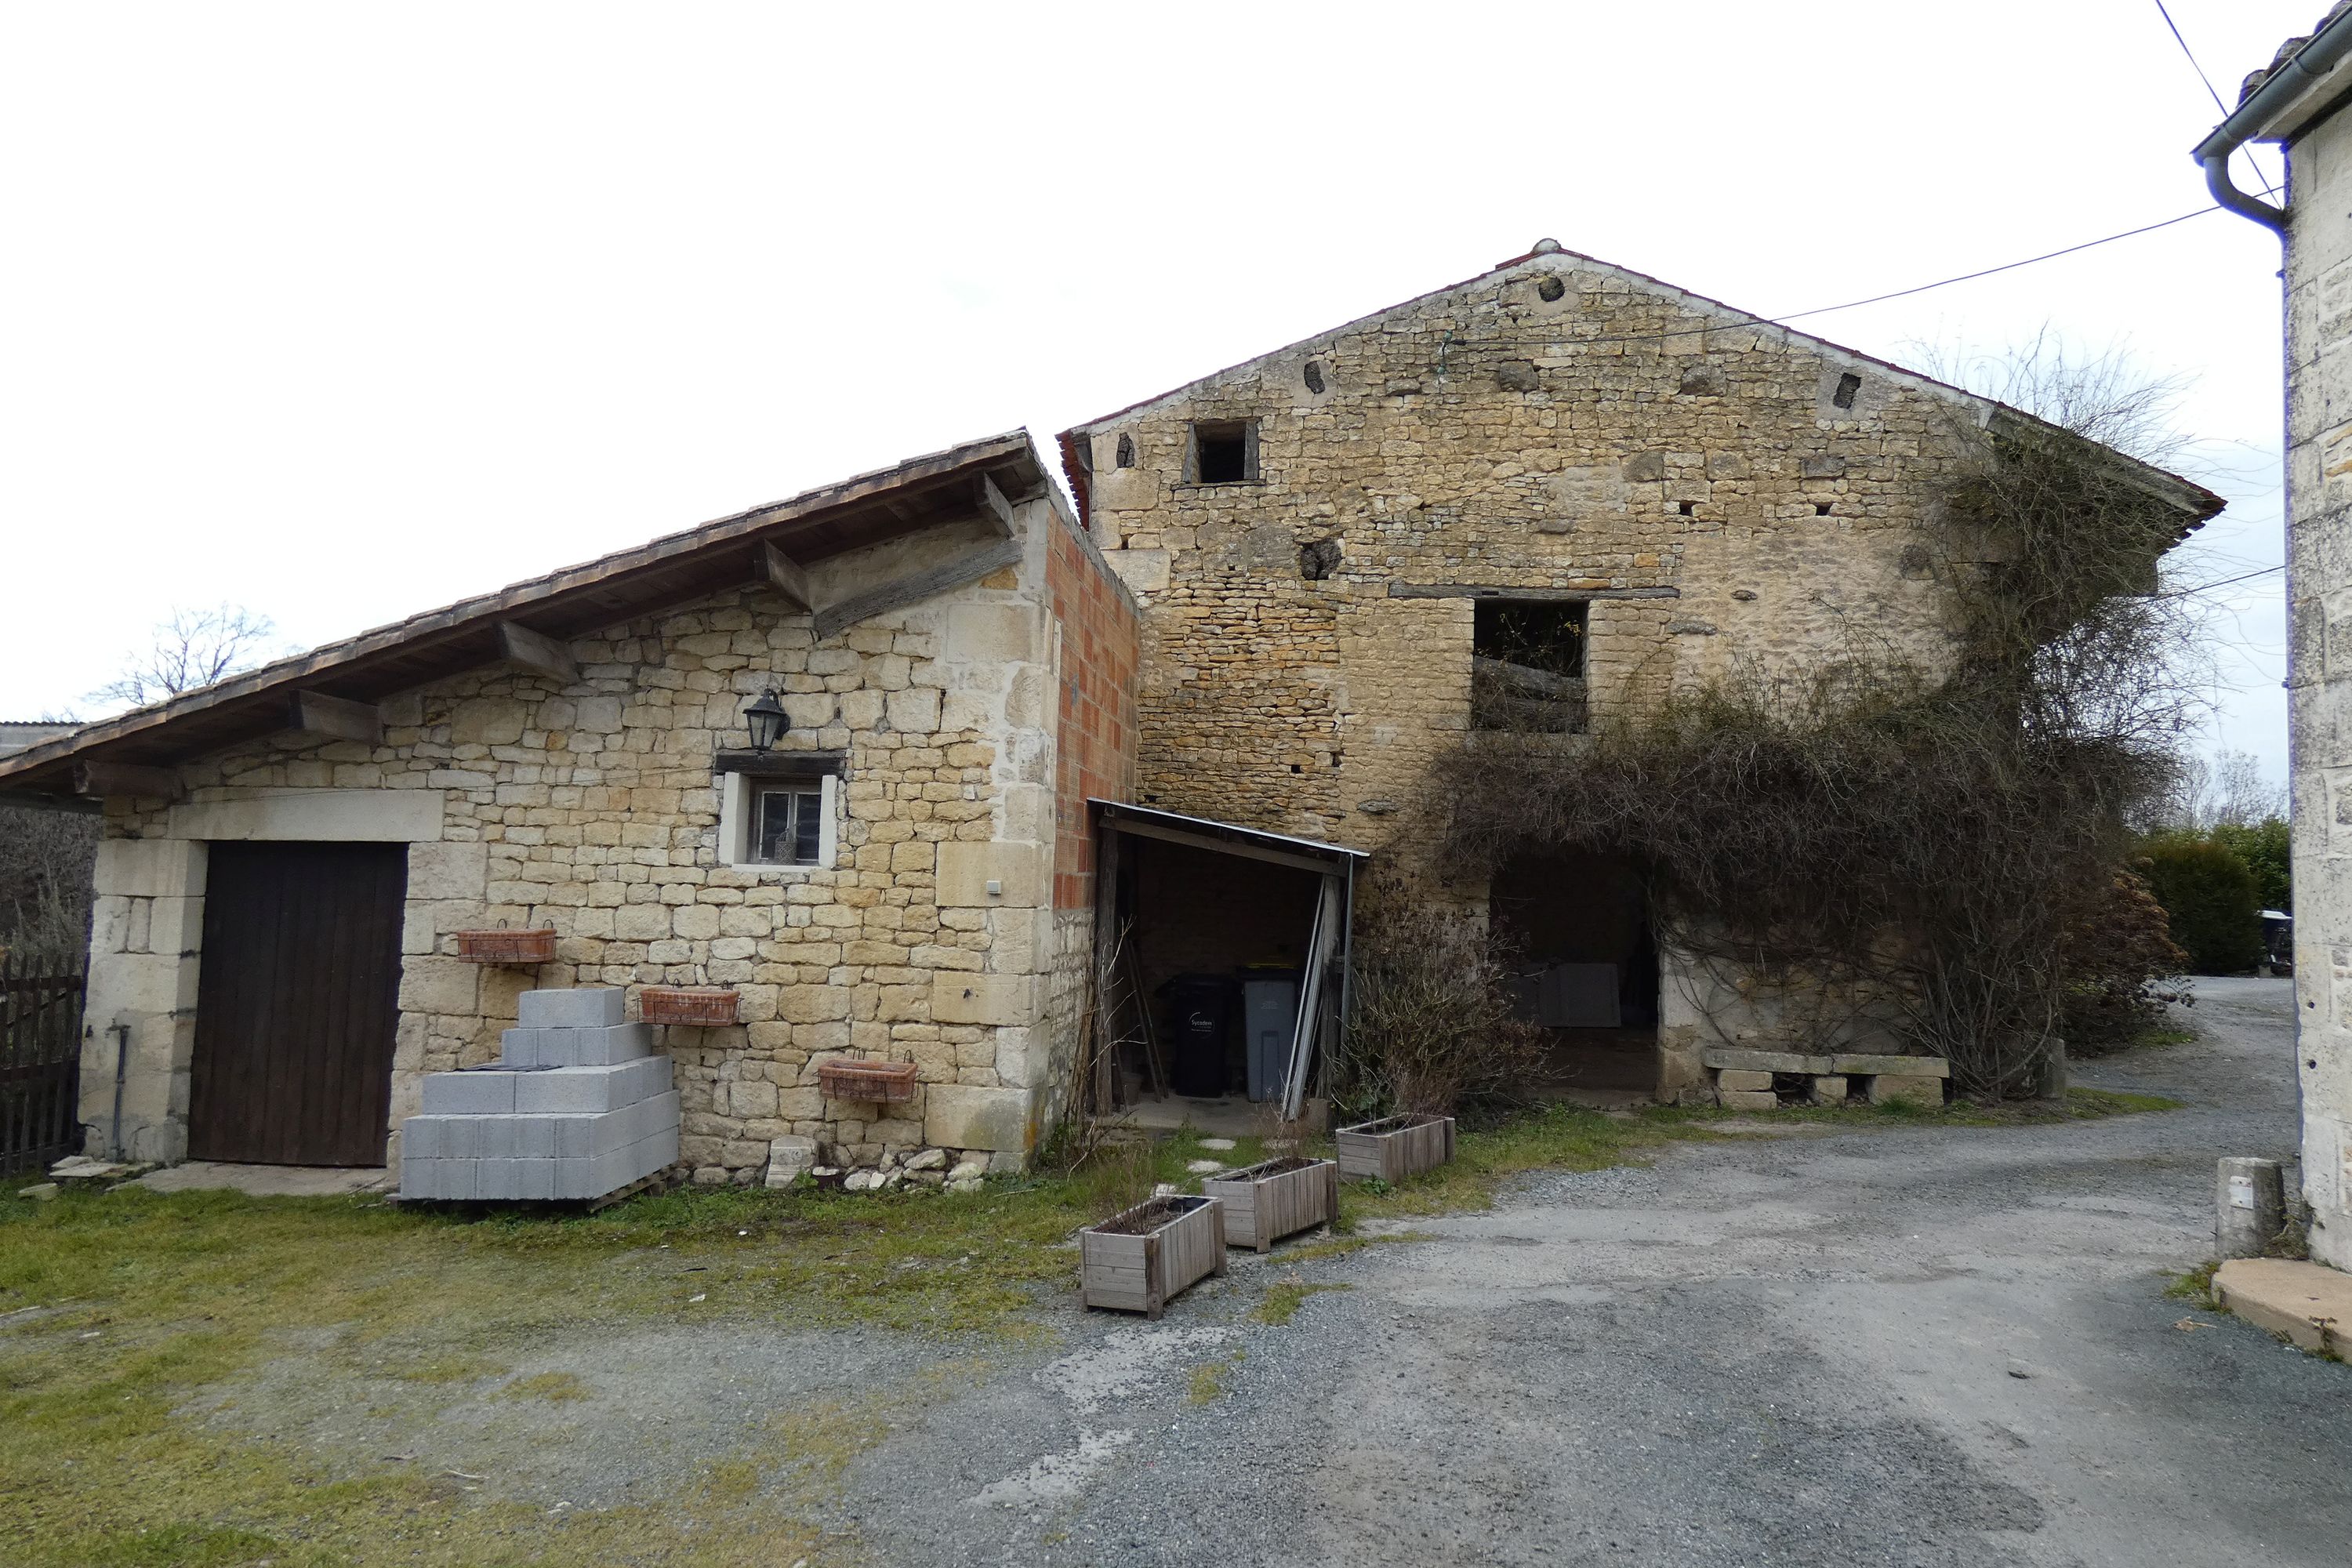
[
  {"xmin": 811, "ymin": 536, "xmax": 1024, "ymax": 641},
  {"xmin": 761, "ymin": 542, "xmax": 818, "ymax": 613},
  {"xmin": 495, "ymin": 621, "xmax": 579, "ymax": 684},
  {"xmin": 975, "ymin": 472, "xmax": 1015, "ymax": 535},
  {"xmin": 71, "ymin": 760, "xmax": 183, "ymax": 802},
  {"xmin": 289, "ymin": 690, "xmax": 383, "ymax": 744}
]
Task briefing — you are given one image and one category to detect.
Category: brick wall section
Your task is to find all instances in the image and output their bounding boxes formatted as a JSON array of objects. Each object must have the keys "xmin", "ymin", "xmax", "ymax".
[{"xmin": 1044, "ymin": 510, "xmax": 1141, "ymax": 912}]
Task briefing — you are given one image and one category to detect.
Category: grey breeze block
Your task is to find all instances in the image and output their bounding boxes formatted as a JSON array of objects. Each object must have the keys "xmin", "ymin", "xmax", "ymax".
[
  {"xmin": 405, "ymin": 1093, "xmax": 679, "ymax": 1164},
  {"xmin": 404, "ymin": 1125, "xmax": 680, "ymax": 1203},
  {"xmin": 419, "ymin": 1056, "xmax": 670, "ymax": 1118},
  {"xmin": 500, "ymin": 1022, "xmax": 653, "ymax": 1069},
  {"xmin": 517, "ymin": 987, "xmax": 627, "ymax": 1029}
]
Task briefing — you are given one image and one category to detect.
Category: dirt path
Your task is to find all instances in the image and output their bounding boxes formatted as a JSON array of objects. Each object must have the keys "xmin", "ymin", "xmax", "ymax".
[{"xmin": 820, "ymin": 977, "xmax": 2350, "ymax": 1566}]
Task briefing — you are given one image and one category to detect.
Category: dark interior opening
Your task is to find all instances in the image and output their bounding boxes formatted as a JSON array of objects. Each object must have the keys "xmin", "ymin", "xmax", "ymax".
[
  {"xmin": 1192, "ymin": 419, "xmax": 1252, "ymax": 484},
  {"xmin": 1112, "ymin": 835, "xmax": 1327, "ymax": 1105},
  {"xmin": 1472, "ymin": 599, "xmax": 1588, "ymax": 733},
  {"xmin": 1490, "ymin": 851, "xmax": 1659, "ymax": 1104}
]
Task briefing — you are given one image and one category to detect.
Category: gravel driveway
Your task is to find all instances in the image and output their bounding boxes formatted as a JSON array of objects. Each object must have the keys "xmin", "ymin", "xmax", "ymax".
[
  {"xmin": 240, "ymin": 982, "xmax": 2341, "ymax": 1566},
  {"xmin": 797, "ymin": 976, "xmax": 2347, "ymax": 1567}
]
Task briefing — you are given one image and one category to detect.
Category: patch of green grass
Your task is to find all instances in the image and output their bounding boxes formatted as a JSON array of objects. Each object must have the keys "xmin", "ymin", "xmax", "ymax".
[
  {"xmin": 499, "ymin": 1370, "xmax": 587, "ymax": 1402},
  {"xmin": 2167, "ymin": 1259, "xmax": 2222, "ymax": 1305},
  {"xmin": 1337, "ymin": 1085, "xmax": 2176, "ymax": 1224},
  {"xmin": 1186, "ymin": 1350, "xmax": 1244, "ymax": 1405},
  {"xmin": 1251, "ymin": 1281, "xmax": 1351, "ymax": 1326},
  {"xmin": 84, "ymin": 1525, "xmax": 287, "ymax": 1568}
]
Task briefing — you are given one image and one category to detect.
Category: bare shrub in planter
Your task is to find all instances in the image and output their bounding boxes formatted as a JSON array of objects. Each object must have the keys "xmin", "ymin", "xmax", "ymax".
[
  {"xmin": 1203, "ymin": 1156, "xmax": 1338, "ymax": 1250},
  {"xmin": 1080, "ymin": 1194, "xmax": 1226, "ymax": 1318},
  {"xmin": 1338, "ymin": 878, "xmax": 1546, "ymax": 1119}
]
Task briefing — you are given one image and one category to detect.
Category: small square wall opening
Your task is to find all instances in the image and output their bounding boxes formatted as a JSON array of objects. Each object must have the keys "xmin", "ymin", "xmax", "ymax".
[{"xmin": 1189, "ymin": 419, "xmax": 1257, "ymax": 484}]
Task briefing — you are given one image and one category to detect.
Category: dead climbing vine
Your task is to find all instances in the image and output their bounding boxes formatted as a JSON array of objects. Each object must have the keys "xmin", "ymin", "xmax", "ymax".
[{"xmin": 1436, "ymin": 358, "xmax": 2212, "ymax": 1098}]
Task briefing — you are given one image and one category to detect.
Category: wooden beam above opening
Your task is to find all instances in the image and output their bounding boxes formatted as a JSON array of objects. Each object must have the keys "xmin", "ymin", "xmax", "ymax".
[
  {"xmin": 761, "ymin": 542, "xmax": 818, "ymax": 613},
  {"xmin": 71, "ymin": 760, "xmax": 183, "ymax": 802},
  {"xmin": 1386, "ymin": 583, "xmax": 1682, "ymax": 601},
  {"xmin": 495, "ymin": 622, "xmax": 579, "ymax": 684},
  {"xmin": 289, "ymin": 690, "xmax": 384, "ymax": 745}
]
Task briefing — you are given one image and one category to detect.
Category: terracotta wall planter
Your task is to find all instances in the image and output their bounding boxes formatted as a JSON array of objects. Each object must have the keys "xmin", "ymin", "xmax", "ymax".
[
  {"xmin": 637, "ymin": 986, "xmax": 739, "ymax": 1026},
  {"xmin": 452, "ymin": 928, "xmax": 557, "ymax": 965},
  {"xmin": 1335, "ymin": 1112, "xmax": 1457, "ymax": 1182},
  {"xmin": 817, "ymin": 1058, "xmax": 920, "ymax": 1103},
  {"xmin": 1202, "ymin": 1156, "xmax": 1338, "ymax": 1252},
  {"xmin": 1080, "ymin": 1194, "xmax": 1226, "ymax": 1318}
]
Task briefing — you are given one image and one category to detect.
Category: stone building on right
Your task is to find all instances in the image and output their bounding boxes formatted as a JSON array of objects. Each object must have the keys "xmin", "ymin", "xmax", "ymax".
[
  {"xmin": 1059, "ymin": 244, "xmax": 2219, "ymax": 1107},
  {"xmin": 2200, "ymin": 3, "xmax": 2352, "ymax": 1273}
]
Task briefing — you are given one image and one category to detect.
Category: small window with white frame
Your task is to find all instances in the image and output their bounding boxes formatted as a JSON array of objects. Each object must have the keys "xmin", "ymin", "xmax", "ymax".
[
  {"xmin": 718, "ymin": 764, "xmax": 840, "ymax": 870},
  {"xmin": 753, "ymin": 780, "xmax": 826, "ymax": 866}
]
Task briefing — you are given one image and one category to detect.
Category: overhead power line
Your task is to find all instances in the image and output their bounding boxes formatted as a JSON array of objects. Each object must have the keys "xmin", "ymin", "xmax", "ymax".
[
  {"xmin": 1559, "ymin": 207, "xmax": 2221, "ymax": 347},
  {"xmin": 2152, "ymin": 0, "xmax": 2282, "ymax": 199},
  {"xmin": 2158, "ymin": 564, "xmax": 2285, "ymax": 599}
]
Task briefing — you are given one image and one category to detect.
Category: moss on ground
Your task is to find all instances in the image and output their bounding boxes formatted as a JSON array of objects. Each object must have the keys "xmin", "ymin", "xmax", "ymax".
[{"xmin": 0, "ymin": 1091, "xmax": 2173, "ymax": 1564}]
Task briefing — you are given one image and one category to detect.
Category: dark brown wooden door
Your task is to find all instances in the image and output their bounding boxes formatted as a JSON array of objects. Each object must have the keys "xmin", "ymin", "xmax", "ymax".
[{"xmin": 189, "ymin": 841, "xmax": 407, "ymax": 1166}]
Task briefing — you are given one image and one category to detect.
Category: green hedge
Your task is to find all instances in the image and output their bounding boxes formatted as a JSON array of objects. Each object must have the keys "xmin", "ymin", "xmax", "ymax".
[{"xmin": 2142, "ymin": 833, "xmax": 2265, "ymax": 975}]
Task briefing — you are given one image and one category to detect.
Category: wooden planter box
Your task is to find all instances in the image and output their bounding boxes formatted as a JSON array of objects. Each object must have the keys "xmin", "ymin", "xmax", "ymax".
[
  {"xmin": 1335, "ymin": 1112, "xmax": 1457, "ymax": 1182},
  {"xmin": 1201, "ymin": 1156, "xmax": 1338, "ymax": 1252},
  {"xmin": 818, "ymin": 1058, "xmax": 920, "ymax": 1103},
  {"xmin": 638, "ymin": 986, "xmax": 738, "ymax": 1026},
  {"xmin": 452, "ymin": 927, "xmax": 557, "ymax": 965},
  {"xmin": 1080, "ymin": 1195, "xmax": 1226, "ymax": 1319}
]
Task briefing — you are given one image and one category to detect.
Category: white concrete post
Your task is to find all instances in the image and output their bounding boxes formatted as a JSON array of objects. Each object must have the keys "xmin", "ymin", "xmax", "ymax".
[{"xmin": 2215, "ymin": 1156, "xmax": 2287, "ymax": 1258}]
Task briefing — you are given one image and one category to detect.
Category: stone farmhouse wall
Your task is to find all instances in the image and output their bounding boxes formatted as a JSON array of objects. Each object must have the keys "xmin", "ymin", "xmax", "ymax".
[
  {"xmin": 85, "ymin": 492, "xmax": 1141, "ymax": 1180},
  {"xmin": 1069, "ymin": 248, "xmax": 2004, "ymax": 1090}
]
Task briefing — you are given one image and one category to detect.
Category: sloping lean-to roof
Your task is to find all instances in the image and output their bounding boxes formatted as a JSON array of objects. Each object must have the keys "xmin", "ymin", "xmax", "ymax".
[
  {"xmin": 0, "ymin": 431, "xmax": 1051, "ymax": 804},
  {"xmin": 1054, "ymin": 243, "xmax": 2224, "ymax": 533}
]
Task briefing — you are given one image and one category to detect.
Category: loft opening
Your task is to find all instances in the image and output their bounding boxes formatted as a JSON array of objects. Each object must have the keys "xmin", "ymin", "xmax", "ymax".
[
  {"xmin": 1188, "ymin": 419, "xmax": 1258, "ymax": 485},
  {"xmin": 1472, "ymin": 598, "xmax": 1588, "ymax": 734}
]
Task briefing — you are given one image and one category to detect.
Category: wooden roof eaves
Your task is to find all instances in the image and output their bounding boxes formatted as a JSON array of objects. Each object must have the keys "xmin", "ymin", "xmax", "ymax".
[{"xmin": 0, "ymin": 430, "xmax": 1044, "ymax": 794}]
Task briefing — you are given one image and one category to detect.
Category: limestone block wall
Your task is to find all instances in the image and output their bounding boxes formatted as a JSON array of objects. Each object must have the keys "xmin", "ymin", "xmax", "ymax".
[
  {"xmin": 1073, "ymin": 249, "xmax": 1979, "ymax": 865},
  {"xmin": 85, "ymin": 492, "xmax": 1130, "ymax": 1181},
  {"xmin": 2284, "ymin": 106, "xmax": 2352, "ymax": 1270}
]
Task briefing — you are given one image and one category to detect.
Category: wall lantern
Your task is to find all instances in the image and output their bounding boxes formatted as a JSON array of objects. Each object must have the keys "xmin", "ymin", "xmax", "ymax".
[{"xmin": 743, "ymin": 688, "xmax": 789, "ymax": 753}]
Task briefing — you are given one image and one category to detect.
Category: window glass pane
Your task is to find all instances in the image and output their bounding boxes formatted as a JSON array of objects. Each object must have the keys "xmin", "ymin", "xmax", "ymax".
[
  {"xmin": 756, "ymin": 789, "xmax": 796, "ymax": 863},
  {"xmin": 790, "ymin": 790, "xmax": 822, "ymax": 863}
]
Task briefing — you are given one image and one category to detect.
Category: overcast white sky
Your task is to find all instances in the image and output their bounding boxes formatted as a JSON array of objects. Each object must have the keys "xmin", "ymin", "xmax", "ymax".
[{"xmin": 0, "ymin": 2, "xmax": 2314, "ymax": 783}]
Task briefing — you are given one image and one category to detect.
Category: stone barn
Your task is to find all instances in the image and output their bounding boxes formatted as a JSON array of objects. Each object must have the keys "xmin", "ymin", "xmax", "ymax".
[
  {"xmin": 1058, "ymin": 240, "xmax": 2220, "ymax": 1105},
  {"xmin": 0, "ymin": 433, "xmax": 1142, "ymax": 1183}
]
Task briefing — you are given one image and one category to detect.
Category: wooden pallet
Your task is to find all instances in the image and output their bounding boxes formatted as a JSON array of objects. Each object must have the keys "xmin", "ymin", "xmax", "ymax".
[{"xmin": 587, "ymin": 1161, "xmax": 691, "ymax": 1213}]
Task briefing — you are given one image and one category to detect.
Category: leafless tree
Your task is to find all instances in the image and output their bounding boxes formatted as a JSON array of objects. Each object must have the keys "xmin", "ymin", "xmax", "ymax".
[
  {"xmin": 2150, "ymin": 748, "xmax": 2286, "ymax": 831},
  {"xmin": 92, "ymin": 603, "xmax": 278, "ymax": 710}
]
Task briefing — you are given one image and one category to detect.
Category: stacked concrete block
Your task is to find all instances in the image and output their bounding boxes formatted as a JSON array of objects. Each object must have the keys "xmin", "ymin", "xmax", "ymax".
[{"xmin": 400, "ymin": 987, "xmax": 681, "ymax": 1202}]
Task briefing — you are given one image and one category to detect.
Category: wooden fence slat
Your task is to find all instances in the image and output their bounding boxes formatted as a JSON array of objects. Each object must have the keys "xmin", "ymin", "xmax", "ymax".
[{"xmin": 0, "ymin": 946, "xmax": 85, "ymax": 1174}]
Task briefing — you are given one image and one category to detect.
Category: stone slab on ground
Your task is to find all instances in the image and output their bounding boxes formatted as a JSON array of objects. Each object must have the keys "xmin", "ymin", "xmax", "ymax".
[
  {"xmin": 2213, "ymin": 1258, "xmax": 2352, "ymax": 1355},
  {"xmin": 132, "ymin": 1163, "xmax": 395, "ymax": 1196}
]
